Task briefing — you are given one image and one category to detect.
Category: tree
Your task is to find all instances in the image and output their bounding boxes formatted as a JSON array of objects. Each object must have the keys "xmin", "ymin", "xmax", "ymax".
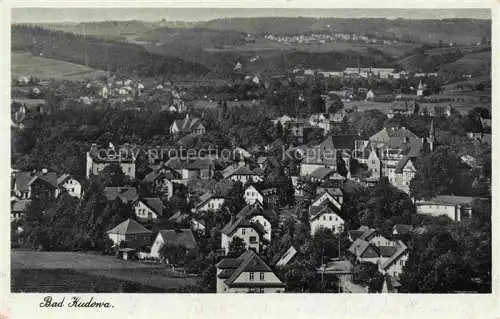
[
  {"xmin": 280, "ymin": 259, "xmax": 318, "ymax": 292},
  {"xmin": 227, "ymin": 237, "xmax": 246, "ymax": 257},
  {"xmin": 99, "ymin": 163, "xmax": 128, "ymax": 186},
  {"xmin": 410, "ymin": 146, "xmax": 468, "ymax": 199}
]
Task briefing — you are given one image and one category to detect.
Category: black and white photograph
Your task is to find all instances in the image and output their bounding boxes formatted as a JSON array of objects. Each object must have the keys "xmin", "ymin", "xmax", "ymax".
[{"xmin": 8, "ymin": 6, "xmax": 493, "ymax": 297}]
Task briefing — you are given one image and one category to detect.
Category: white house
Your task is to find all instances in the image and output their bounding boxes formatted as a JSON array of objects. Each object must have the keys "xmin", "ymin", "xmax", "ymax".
[
  {"xmin": 393, "ymin": 156, "xmax": 417, "ymax": 194},
  {"xmin": 194, "ymin": 192, "xmax": 226, "ymax": 213},
  {"xmin": 223, "ymin": 165, "xmax": 263, "ymax": 183},
  {"xmin": 106, "ymin": 218, "xmax": 152, "ymax": 249},
  {"xmin": 378, "ymin": 241, "xmax": 409, "ymax": 278},
  {"xmin": 170, "ymin": 114, "xmax": 205, "ymax": 136},
  {"xmin": 311, "ymin": 190, "xmax": 342, "ymax": 211},
  {"xmin": 220, "ymin": 216, "xmax": 265, "ymax": 255},
  {"xmin": 133, "ymin": 197, "xmax": 166, "ymax": 221},
  {"xmin": 150, "ymin": 229, "xmax": 198, "ymax": 259},
  {"xmin": 309, "ymin": 206, "xmax": 344, "ymax": 235},
  {"xmin": 236, "ymin": 204, "xmax": 274, "ymax": 242},
  {"xmin": 415, "ymin": 195, "xmax": 477, "ymax": 222},
  {"xmin": 216, "ymin": 250, "xmax": 286, "ymax": 293},
  {"xmin": 57, "ymin": 174, "xmax": 82, "ymax": 198},
  {"xmin": 244, "ymin": 185, "xmax": 264, "ymax": 205},
  {"xmin": 86, "ymin": 144, "xmax": 136, "ymax": 179}
]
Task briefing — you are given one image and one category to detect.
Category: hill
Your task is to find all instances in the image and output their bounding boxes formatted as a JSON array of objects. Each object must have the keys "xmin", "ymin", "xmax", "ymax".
[
  {"xmin": 12, "ymin": 52, "xmax": 106, "ymax": 80},
  {"xmin": 200, "ymin": 17, "xmax": 491, "ymax": 45},
  {"xmin": 12, "ymin": 25, "xmax": 209, "ymax": 78}
]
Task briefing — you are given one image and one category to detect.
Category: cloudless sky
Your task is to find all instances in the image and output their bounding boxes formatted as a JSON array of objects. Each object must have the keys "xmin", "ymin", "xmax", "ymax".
[{"xmin": 12, "ymin": 8, "xmax": 491, "ymax": 23}]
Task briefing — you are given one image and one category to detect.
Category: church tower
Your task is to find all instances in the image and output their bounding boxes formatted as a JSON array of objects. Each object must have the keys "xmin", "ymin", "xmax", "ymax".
[{"xmin": 417, "ymin": 80, "xmax": 424, "ymax": 97}]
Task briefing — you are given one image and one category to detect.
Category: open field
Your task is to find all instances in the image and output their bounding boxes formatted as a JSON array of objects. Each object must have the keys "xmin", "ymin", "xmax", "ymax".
[
  {"xmin": 12, "ymin": 52, "xmax": 106, "ymax": 81},
  {"xmin": 11, "ymin": 250, "xmax": 200, "ymax": 292}
]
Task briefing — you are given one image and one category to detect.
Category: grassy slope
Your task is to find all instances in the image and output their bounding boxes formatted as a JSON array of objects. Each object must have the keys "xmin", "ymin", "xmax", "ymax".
[{"xmin": 12, "ymin": 52, "xmax": 106, "ymax": 80}]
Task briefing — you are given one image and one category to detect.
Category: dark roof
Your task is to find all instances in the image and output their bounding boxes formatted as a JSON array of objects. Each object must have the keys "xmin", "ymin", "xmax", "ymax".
[
  {"xmin": 140, "ymin": 197, "xmax": 166, "ymax": 216},
  {"xmin": 221, "ymin": 214, "xmax": 266, "ymax": 236},
  {"xmin": 166, "ymin": 158, "xmax": 213, "ymax": 170},
  {"xmin": 195, "ymin": 191, "xmax": 225, "ymax": 209},
  {"xmin": 157, "ymin": 229, "xmax": 198, "ymax": 250},
  {"xmin": 377, "ymin": 246, "xmax": 399, "ymax": 258},
  {"xmin": 348, "ymin": 238, "xmax": 372, "ymax": 257},
  {"xmin": 341, "ymin": 179, "xmax": 365, "ymax": 194},
  {"xmin": 216, "ymin": 250, "xmax": 282, "ymax": 287},
  {"xmin": 224, "ymin": 165, "xmax": 262, "ymax": 178},
  {"xmin": 236, "ymin": 203, "xmax": 276, "ymax": 221},
  {"xmin": 104, "ymin": 187, "xmax": 138, "ymax": 203},
  {"xmin": 309, "ymin": 205, "xmax": 342, "ymax": 221},
  {"xmin": 380, "ymin": 242, "xmax": 408, "ymax": 270},
  {"xmin": 28, "ymin": 172, "xmax": 58, "ymax": 188},
  {"xmin": 330, "ymin": 135, "xmax": 357, "ymax": 150},
  {"xmin": 13, "ymin": 171, "xmax": 34, "ymax": 192},
  {"xmin": 107, "ymin": 218, "xmax": 151, "ymax": 235},
  {"xmin": 395, "ymin": 156, "xmax": 416, "ymax": 174},
  {"xmin": 168, "ymin": 211, "xmax": 190, "ymax": 224},
  {"xmin": 141, "ymin": 168, "xmax": 180, "ymax": 183},
  {"xmin": 309, "ymin": 167, "xmax": 335, "ymax": 180}
]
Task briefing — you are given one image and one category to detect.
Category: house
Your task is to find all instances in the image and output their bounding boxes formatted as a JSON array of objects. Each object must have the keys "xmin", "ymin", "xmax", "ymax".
[
  {"xmin": 309, "ymin": 205, "xmax": 344, "ymax": 235},
  {"xmin": 133, "ymin": 197, "xmax": 166, "ymax": 221},
  {"xmin": 166, "ymin": 158, "xmax": 214, "ymax": 181},
  {"xmin": 150, "ymin": 229, "xmax": 198, "ymax": 259},
  {"xmin": 221, "ymin": 215, "xmax": 266, "ymax": 254},
  {"xmin": 216, "ymin": 250, "xmax": 286, "ymax": 293},
  {"xmin": 415, "ymin": 195, "xmax": 479, "ymax": 222},
  {"xmin": 222, "ymin": 164, "xmax": 264, "ymax": 183},
  {"xmin": 27, "ymin": 170, "xmax": 59, "ymax": 200},
  {"xmin": 243, "ymin": 184, "xmax": 280, "ymax": 208},
  {"xmin": 103, "ymin": 187, "xmax": 138, "ymax": 204},
  {"xmin": 271, "ymin": 246, "xmax": 298, "ymax": 268},
  {"xmin": 141, "ymin": 167, "xmax": 180, "ymax": 199},
  {"xmin": 378, "ymin": 241, "xmax": 409, "ymax": 277},
  {"xmin": 57, "ymin": 174, "xmax": 82, "ymax": 198},
  {"xmin": 391, "ymin": 224, "xmax": 414, "ymax": 237},
  {"xmin": 169, "ymin": 114, "xmax": 205, "ymax": 136},
  {"xmin": 236, "ymin": 203, "xmax": 275, "ymax": 242},
  {"xmin": 310, "ymin": 189, "xmax": 342, "ymax": 211},
  {"xmin": 11, "ymin": 199, "xmax": 30, "ymax": 222},
  {"xmin": 365, "ymin": 89, "xmax": 375, "ymax": 101},
  {"xmin": 393, "ymin": 156, "xmax": 417, "ymax": 194},
  {"xmin": 347, "ymin": 226, "xmax": 395, "ymax": 247},
  {"xmin": 12, "ymin": 171, "xmax": 35, "ymax": 199},
  {"xmin": 308, "ymin": 167, "xmax": 345, "ymax": 183},
  {"xmin": 106, "ymin": 218, "xmax": 152, "ymax": 249},
  {"xmin": 348, "ymin": 238, "xmax": 380, "ymax": 264},
  {"xmin": 86, "ymin": 143, "xmax": 136, "ymax": 179},
  {"xmin": 191, "ymin": 218, "xmax": 206, "ymax": 234},
  {"xmin": 194, "ymin": 191, "xmax": 226, "ymax": 213},
  {"xmin": 298, "ymin": 136, "xmax": 337, "ymax": 176},
  {"xmin": 316, "ymin": 187, "xmax": 343, "ymax": 206},
  {"xmin": 256, "ymin": 156, "xmax": 280, "ymax": 171},
  {"xmin": 309, "ymin": 113, "xmax": 331, "ymax": 133}
]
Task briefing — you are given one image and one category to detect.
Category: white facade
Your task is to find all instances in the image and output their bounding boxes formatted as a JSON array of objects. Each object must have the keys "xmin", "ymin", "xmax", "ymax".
[
  {"xmin": 150, "ymin": 233, "xmax": 165, "ymax": 258},
  {"xmin": 230, "ymin": 174, "xmax": 263, "ymax": 184},
  {"xmin": 197, "ymin": 198, "xmax": 226, "ymax": 212},
  {"xmin": 59, "ymin": 177, "xmax": 82, "ymax": 198},
  {"xmin": 86, "ymin": 152, "xmax": 135, "ymax": 179},
  {"xmin": 244, "ymin": 185, "xmax": 264, "ymax": 205},
  {"xmin": 310, "ymin": 211, "xmax": 344, "ymax": 235},
  {"xmin": 394, "ymin": 160, "xmax": 416, "ymax": 194},
  {"xmin": 416, "ymin": 203, "xmax": 463, "ymax": 221},
  {"xmin": 221, "ymin": 227, "xmax": 260, "ymax": 255},
  {"xmin": 134, "ymin": 200, "xmax": 160, "ymax": 221},
  {"xmin": 249, "ymin": 215, "xmax": 271, "ymax": 241},
  {"xmin": 311, "ymin": 192, "xmax": 342, "ymax": 211},
  {"xmin": 379, "ymin": 250, "xmax": 409, "ymax": 277},
  {"xmin": 216, "ymin": 269, "xmax": 285, "ymax": 293}
]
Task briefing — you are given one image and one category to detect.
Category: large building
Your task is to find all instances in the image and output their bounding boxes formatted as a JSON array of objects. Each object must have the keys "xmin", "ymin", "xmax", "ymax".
[{"xmin": 86, "ymin": 143, "xmax": 136, "ymax": 179}]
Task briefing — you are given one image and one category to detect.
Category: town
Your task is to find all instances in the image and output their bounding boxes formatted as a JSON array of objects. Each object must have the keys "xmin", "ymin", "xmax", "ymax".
[{"xmin": 10, "ymin": 14, "xmax": 491, "ymax": 294}]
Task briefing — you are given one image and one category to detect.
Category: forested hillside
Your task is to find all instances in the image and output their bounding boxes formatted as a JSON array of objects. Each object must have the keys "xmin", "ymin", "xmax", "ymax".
[{"xmin": 12, "ymin": 25, "xmax": 209, "ymax": 77}]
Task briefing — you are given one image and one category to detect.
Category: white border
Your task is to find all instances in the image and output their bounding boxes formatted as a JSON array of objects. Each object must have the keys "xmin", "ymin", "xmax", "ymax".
[{"xmin": 1, "ymin": 2, "xmax": 499, "ymax": 319}]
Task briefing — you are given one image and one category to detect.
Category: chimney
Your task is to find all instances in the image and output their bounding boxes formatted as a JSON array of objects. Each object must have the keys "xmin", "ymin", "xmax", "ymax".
[
  {"xmin": 185, "ymin": 113, "xmax": 189, "ymax": 120},
  {"xmin": 41, "ymin": 168, "xmax": 48, "ymax": 175}
]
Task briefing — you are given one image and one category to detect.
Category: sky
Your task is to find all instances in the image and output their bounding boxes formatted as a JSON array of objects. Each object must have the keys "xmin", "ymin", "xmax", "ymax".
[{"xmin": 12, "ymin": 8, "xmax": 491, "ymax": 23}]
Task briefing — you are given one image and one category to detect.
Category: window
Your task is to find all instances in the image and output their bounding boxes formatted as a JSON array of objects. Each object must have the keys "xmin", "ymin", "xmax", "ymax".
[
  {"xmin": 329, "ymin": 216, "xmax": 332, "ymax": 221},
  {"xmin": 250, "ymin": 236, "xmax": 257, "ymax": 243},
  {"xmin": 249, "ymin": 272, "xmax": 254, "ymax": 281},
  {"xmin": 323, "ymin": 216, "xmax": 326, "ymax": 221},
  {"xmin": 260, "ymin": 272, "xmax": 265, "ymax": 280},
  {"xmin": 242, "ymin": 229, "xmax": 246, "ymax": 235}
]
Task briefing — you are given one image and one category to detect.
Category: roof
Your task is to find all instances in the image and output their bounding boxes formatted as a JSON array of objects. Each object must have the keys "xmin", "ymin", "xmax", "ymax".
[
  {"xmin": 317, "ymin": 187, "xmax": 343, "ymax": 197},
  {"xmin": 348, "ymin": 238, "xmax": 372, "ymax": 257},
  {"xmin": 107, "ymin": 218, "xmax": 151, "ymax": 235},
  {"xmin": 221, "ymin": 214, "xmax": 266, "ymax": 236},
  {"xmin": 139, "ymin": 197, "xmax": 166, "ymax": 216},
  {"xmin": 272, "ymin": 246, "xmax": 298, "ymax": 267},
  {"xmin": 57, "ymin": 173, "xmax": 73, "ymax": 185},
  {"xmin": 330, "ymin": 135, "xmax": 357, "ymax": 150},
  {"xmin": 171, "ymin": 116, "xmax": 204, "ymax": 134},
  {"xmin": 377, "ymin": 246, "xmax": 399, "ymax": 258},
  {"xmin": 309, "ymin": 167, "xmax": 335, "ymax": 180},
  {"xmin": 11, "ymin": 199, "xmax": 31, "ymax": 212},
  {"xmin": 369, "ymin": 127, "xmax": 420, "ymax": 149},
  {"xmin": 380, "ymin": 242, "xmax": 408, "ymax": 270},
  {"xmin": 417, "ymin": 195, "xmax": 479, "ymax": 207},
  {"xmin": 13, "ymin": 171, "xmax": 34, "ymax": 192},
  {"xmin": 236, "ymin": 203, "xmax": 276, "ymax": 221},
  {"xmin": 157, "ymin": 229, "xmax": 198, "ymax": 250},
  {"xmin": 166, "ymin": 158, "xmax": 213, "ymax": 171},
  {"xmin": 87, "ymin": 144, "xmax": 135, "ymax": 163},
  {"xmin": 223, "ymin": 165, "xmax": 262, "ymax": 178},
  {"xmin": 168, "ymin": 211, "xmax": 190, "ymax": 224},
  {"xmin": 395, "ymin": 156, "xmax": 416, "ymax": 174},
  {"xmin": 28, "ymin": 172, "xmax": 58, "ymax": 188},
  {"xmin": 216, "ymin": 250, "xmax": 284, "ymax": 288},
  {"xmin": 392, "ymin": 224, "xmax": 414, "ymax": 235},
  {"xmin": 103, "ymin": 187, "xmax": 138, "ymax": 203},
  {"xmin": 323, "ymin": 259, "xmax": 353, "ymax": 274},
  {"xmin": 195, "ymin": 191, "xmax": 225, "ymax": 209},
  {"xmin": 141, "ymin": 168, "xmax": 181, "ymax": 183},
  {"xmin": 309, "ymin": 205, "xmax": 342, "ymax": 221}
]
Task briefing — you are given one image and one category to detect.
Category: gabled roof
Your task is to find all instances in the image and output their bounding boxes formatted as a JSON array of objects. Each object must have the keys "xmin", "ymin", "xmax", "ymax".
[
  {"xmin": 28, "ymin": 172, "xmax": 58, "ymax": 188},
  {"xmin": 317, "ymin": 187, "xmax": 343, "ymax": 197},
  {"xmin": 216, "ymin": 250, "xmax": 284, "ymax": 287},
  {"xmin": 236, "ymin": 203, "xmax": 276, "ymax": 222},
  {"xmin": 221, "ymin": 214, "xmax": 266, "ymax": 236},
  {"xmin": 309, "ymin": 205, "xmax": 343, "ymax": 222},
  {"xmin": 272, "ymin": 246, "xmax": 298, "ymax": 267},
  {"xmin": 377, "ymin": 246, "xmax": 399, "ymax": 258},
  {"xmin": 107, "ymin": 218, "xmax": 151, "ymax": 235},
  {"xmin": 224, "ymin": 165, "xmax": 262, "ymax": 178},
  {"xmin": 166, "ymin": 158, "xmax": 213, "ymax": 170},
  {"xmin": 380, "ymin": 242, "xmax": 408, "ymax": 270},
  {"xmin": 139, "ymin": 197, "xmax": 166, "ymax": 216},
  {"xmin": 141, "ymin": 168, "xmax": 181, "ymax": 183},
  {"xmin": 157, "ymin": 229, "xmax": 198, "ymax": 250},
  {"xmin": 57, "ymin": 173, "xmax": 73, "ymax": 185},
  {"xmin": 195, "ymin": 191, "xmax": 226, "ymax": 208},
  {"xmin": 87, "ymin": 144, "xmax": 135, "ymax": 163},
  {"xmin": 104, "ymin": 187, "xmax": 138, "ymax": 203},
  {"xmin": 311, "ymin": 191, "xmax": 342, "ymax": 211},
  {"xmin": 395, "ymin": 156, "xmax": 416, "ymax": 174},
  {"xmin": 172, "ymin": 116, "xmax": 203, "ymax": 133},
  {"xmin": 348, "ymin": 238, "xmax": 373, "ymax": 257},
  {"xmin": 369, "ymin": 127, "xmax": 420, "ymax": 149},
  {"xmin": 309, "ymin": 167, "xmax": 335, "ymax": 180},
  {"xmin": 330, "ymin": 135, "xmax": 357, "ymax": 150}
]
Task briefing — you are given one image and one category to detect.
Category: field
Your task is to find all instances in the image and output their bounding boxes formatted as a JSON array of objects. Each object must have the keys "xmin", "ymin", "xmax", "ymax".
[
  {"xmin": 11, "ymin": 250, "xmax": 200, "ymax": 293},
  {"xmin": 12, "ymin": 52, "xmax": 106, "ymax": 81}
]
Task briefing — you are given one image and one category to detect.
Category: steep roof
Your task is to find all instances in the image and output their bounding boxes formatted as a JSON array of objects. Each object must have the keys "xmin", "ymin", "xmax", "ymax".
[
  {"xmin": 157, "ymin": 229, "xmax": 198, "ymax": 250},
  {"xmin": 309, "ymin": 205, "xmax": 343, "ymax": 222},
  {"xmin": 221, "ymin": 214, "xmax": 266, "ymax": 236},
  {"xmin": 272, "ymin": 246, "xmax": 298, "ymax": 267},
  {"xmin": 13, "ymin": 171, "xmax": 34, "ymax": 192},
  {"xmin": 168, "ymin": 211, "xmax": 190, "ymax": 224},
  {"xmin": 140, "ymin": 197, "xmax": 166, "ymax": 216},
  {"xmin": 103, "ymin": 187, "xmax": 138, "ymax": 203},
  {"xmin": 57, "ymin": 173, "xmax": 73, "ymax": 185},
  {"xmin": 216, "ymin": 250, "xmax": 284, "ymax": 288},
  {"xmin": 309, "ymin": 167, "xmax": 335, "ymax": 180},
  {"xmin": 224, "ymin": 165, "xmax": 262, "ymax": 178},
  {"xmin": 380, "ymin": 242, "xmax": 408, "ymax": 270},
  {"xmin": 141, "ymin": 168, "xmax": 181, "ymax": 183},
  {"xmin": 107, "ymin": 218, "xmax": 151, "ymax": 235},
  {"xmin": 330, "ymin": 135, "xmax": 357, "ymax": 150},
  {"xmin": 172, "ymin": 115, "xmax": 203, "ymax": 134},
  {"xmin": 236, "ymin": 203, "xmax": 276, "ymax": 221},
  {"xmin": 395, "ymin": 156, "xmax": 416, "ymax": 174},
  {"xmin": 28, "ymin": 172, "xmax": 58, "ymax": 188},
  {"xmin": 369, "ymin": 127, "xmax": 420, "ymax": 149}
]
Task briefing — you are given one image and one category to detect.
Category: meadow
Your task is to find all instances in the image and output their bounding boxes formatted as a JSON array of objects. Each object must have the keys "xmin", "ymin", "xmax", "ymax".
[
  {"xmin": 12, "ymin": 52, "xmax": 106, "ymax": 81},
  {"xmin": 11, "ymin": 250, "xmax": 200, "ymax": 293}
]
